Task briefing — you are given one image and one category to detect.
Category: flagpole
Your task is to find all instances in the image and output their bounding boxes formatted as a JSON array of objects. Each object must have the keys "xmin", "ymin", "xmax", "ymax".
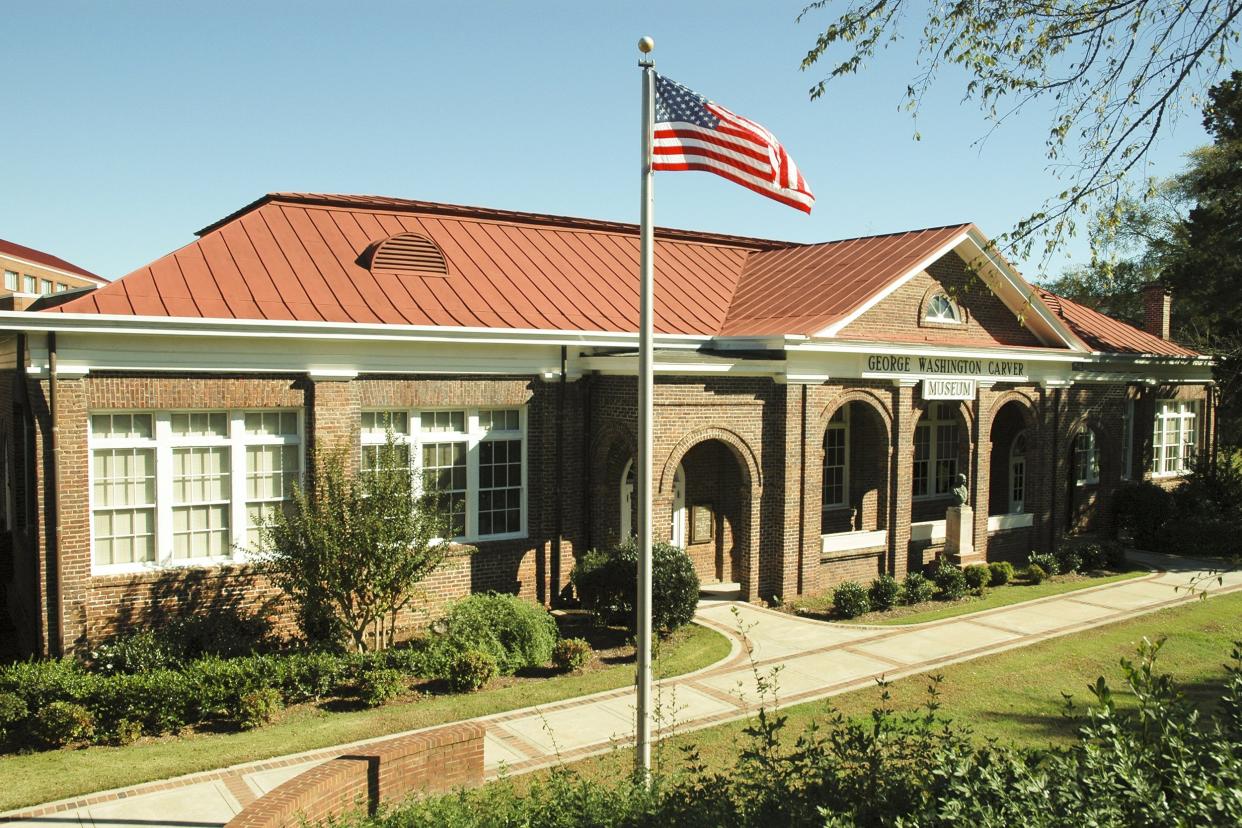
[{"xmin": 635, "ymin": 34, "xmax": 655, "ymax": 779}]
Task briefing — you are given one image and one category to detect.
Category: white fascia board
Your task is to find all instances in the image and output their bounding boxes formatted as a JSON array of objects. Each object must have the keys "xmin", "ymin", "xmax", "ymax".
[
  {"xmin": 957, "ymin": 229, "xmax": 1082, "ymax": 351},
  {"xmin": 787, "ymin": 338, "xmax": 1083, "ymax": 364},
  {"xmin": 0, "ymin": 310, "xmax": 713, "ymax": 350},
  {"xmin": 578, "ymin": 356, "xmax": 785, "ymax": 376},
  {"xmin": 816, "ymin": 230, "xmax": 970, "ymax": 337}
]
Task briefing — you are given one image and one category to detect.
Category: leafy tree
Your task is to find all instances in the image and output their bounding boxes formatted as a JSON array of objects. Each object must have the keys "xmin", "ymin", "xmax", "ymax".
[
  {"xmin": 798, "ymin": 1, "xmax": 1242, "ymax": 260},
  {"xmin": 258, "ymin": 435, "xmax": 453, "ymax": 652}
]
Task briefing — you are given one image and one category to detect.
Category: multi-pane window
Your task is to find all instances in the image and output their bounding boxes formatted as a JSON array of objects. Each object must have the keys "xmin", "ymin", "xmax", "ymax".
[
  {"xmin": 1152, "ymin": 400, "xmax": 1198, "ymax": 476},
  {"xmin": 1074, "ymin": 428, "xmax": 1100, "ymax": 485},
  {"xmin": 1009, "ymin": 430, "xmax": 1027, "ymax": 513},
  {"xmin": 89, "ymin": 410, "xmax": 302, "ymax": 570},
  {"xmin": 361, "ymin": 407, "xmax": 526, "ymax": 541},
  {"xmin": 3, "ymin": 271, "xmax": 16, "ymax": 291},
  {"xmin": 22, "ymin": 275, "xmax": 36, "ymax": 294},
  {"xmin": 925, "ymin": 292, "xmax": 961, "ymax": 323},
  {"xmin": 40, "ymin": 279, "xmax": 53, "ymax": 295},
  {"xmin": 54, "ymin": 282, "xmax": 68, "ymax": 293},
  {"xmin": 822, "ymin": 407, "xmax": 848, "ymax": 509},
  {"xmin": 913, "ymin": 402, "xmax": 960, "ymax": 498}
]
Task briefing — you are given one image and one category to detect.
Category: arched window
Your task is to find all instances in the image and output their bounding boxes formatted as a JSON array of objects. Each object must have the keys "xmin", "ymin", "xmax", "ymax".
[
  {"xmin": 914, "ymin": 402, "xmax": 960, "ymax": 498},
  {"xmin": 822, "ymin": 406, "xmax": 849, "ymax": 509},
  {"xmin": 924, "ymin": 291, "xmax": 961, "ymax": 323},
  {"xmin": 1009, "ymin": 429, "xmax": 1027, "ymax": 513},
  {"xmin": 620, "ymin": 460, "xmax": 685, "ymax": 546},
  {"xmin": 1073, "ymin": 427, "xmax": 1100, "ymax": 486}
]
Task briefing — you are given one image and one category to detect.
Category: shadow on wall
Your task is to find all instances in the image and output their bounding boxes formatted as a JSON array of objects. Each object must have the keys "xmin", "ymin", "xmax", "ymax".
[{"xmin": 100, "ymin": 567, "xmax": 281, "ymax": 654}]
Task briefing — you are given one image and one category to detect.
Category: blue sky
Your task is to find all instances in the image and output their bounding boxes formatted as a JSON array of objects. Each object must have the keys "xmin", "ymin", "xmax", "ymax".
[{"xmin": 3, "ymin": 1, "xmax": 1212, "ymax": 283}]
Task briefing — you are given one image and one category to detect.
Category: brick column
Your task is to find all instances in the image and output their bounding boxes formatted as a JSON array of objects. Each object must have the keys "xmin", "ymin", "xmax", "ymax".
[
  {"xmin": 888, "ymin": 382, "xmax": 917, "ymax": 577},
  {"xmin": 49, "ymin": 375, "xmax": 90, "ymax": 654},
  {"xmin": 970, "ymin": 384, "xmax": 996, "ymax": 564},
  {"xmin": 306, "ymin": 373, "xmax": 360, "ymax": 469},
  {"xmin": 780, "ymin": 382, "xmax": 813, "ymax": 599}
]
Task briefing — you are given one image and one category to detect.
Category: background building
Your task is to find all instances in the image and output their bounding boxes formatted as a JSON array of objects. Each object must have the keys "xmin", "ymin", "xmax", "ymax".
[{"xmin": 0, "ymin": 238, "xmax": 107, "ymax": 311}]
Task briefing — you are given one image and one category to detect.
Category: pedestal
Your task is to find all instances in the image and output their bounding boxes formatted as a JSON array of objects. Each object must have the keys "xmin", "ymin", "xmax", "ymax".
[{"xmin": 944, "ymin": 505, "xmax": 976, "ymax": 564}]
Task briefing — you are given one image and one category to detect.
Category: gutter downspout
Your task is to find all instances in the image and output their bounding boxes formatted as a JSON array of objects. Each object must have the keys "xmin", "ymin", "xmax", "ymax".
[
  {"xmin": 48, "ymin": 333, "xmax": 63, "ymax": 657},
  {"xmin": 553, "ymin": 346, "xmax": 566, "ymax": 604}
]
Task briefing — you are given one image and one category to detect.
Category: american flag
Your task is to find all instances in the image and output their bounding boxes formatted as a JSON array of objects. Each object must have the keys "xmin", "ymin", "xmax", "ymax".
[{"xmin": 652, "ymin": 73, "xmax": 814, "ymax": 213}]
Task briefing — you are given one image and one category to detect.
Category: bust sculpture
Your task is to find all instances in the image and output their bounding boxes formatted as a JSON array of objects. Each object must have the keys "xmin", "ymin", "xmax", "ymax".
[{"xmin": 951, "ymin": 473, "xmax": 969, "ymax": 507}]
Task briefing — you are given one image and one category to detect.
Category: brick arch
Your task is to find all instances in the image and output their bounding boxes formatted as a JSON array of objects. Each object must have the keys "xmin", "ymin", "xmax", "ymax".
[
  {"xmin": 917, "ymin": 281, "xmax": 968, "ymax": 326},
  {"xmin": 816, "ymin": 388, "xmax": 893, "ymax": 436},
  {"xmin": 589, "ymin": 420, "xmax": 636, "ymax": 476},
  {"xmin": 913, "ymin": 397, "xmax": 974, "ymax": 439},
  {"xmin": 1065, "ymin": 411, "xmax": 1112, "ymax": 469},
  {"xmin": 988, "ymin": 390, "xmax": 1040, "ymax": 436},
  {"xmin": 658, "ymin": 426, "xmax": 761, "ymax": 496}
]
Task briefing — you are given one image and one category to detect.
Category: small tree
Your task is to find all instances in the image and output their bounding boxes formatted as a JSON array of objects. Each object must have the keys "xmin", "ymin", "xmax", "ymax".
[{"xmin": 259, "ymin": 434, "xmax": 452, "ymax": 652}]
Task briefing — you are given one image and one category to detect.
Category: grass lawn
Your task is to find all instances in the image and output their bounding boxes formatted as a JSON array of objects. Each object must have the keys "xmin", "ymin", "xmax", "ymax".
[
  {"xmin": 0, "ymin": 622, "xmax": 730, "ymax": 812},
  {"xmin": 789, "ymin": 568, "xmax": 1148, "ymax": 626},
  {"xmin": 565, "ymin": 588, "xmax": 1242, "ymax": 782}
]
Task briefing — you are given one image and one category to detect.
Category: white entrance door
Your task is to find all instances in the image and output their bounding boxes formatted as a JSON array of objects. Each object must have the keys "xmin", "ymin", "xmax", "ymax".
[
  {"xmin": 1009, "ymin": 430, "xmax": 1027, "ymax": 513},
  {"xmin": 620, "ymin": 460, "xmax": 686, "ymax": 546}
]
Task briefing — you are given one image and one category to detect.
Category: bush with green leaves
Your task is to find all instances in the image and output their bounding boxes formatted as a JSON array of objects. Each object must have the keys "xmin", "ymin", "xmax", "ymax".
[
  {"xmin": 235, "ymin": 688, "xmax": 284, "ymax": 729},
  {"xmin": 868, "ymin": 574, "xmax": 900, "ymax": 611},
  {"xmin": 831, "ymin": 581, "xmax": 871, "ymax": 618},
  {"xmin": 31, "ymin": 701, "xmax": 94, "ymax": 748},
  {"xmin": 91, "ymin": 669, "xmax": 194, "ymax": 735},
  {"xmin": 988, "ymin": 560, "xmax": 1014, "ymax": 586},
  {"xmin": 901, "ymin": 571, "xmax": 936, "ymax": 605},
  {"xmin": 276, "ymin": 651, "xmax": 347, "ymax": 703},
  {"xmin": 1055, "ymin": 546, "xmax": 1083, "ymax": 574},
  {"xmin": 448, "ymin": 650, "xmax": 498, "ymax": 692},
  {"xmin": 1112, "ymin": 480, "xmax": 1175, "ymax": 549},
  {"xmin": 0, "ymin": 658, "xmax": 92, "ymax": 710},
  {"xmin": 1028, "ymin": 551, "xmax": 1060, "ymax": 576},
  {"xmin": 963, "ymin": 564, "xmax": 990, "ymax": 593},
  {"xmin": 0, "ymin": 692, "xmax": 28, "ymax": 746},
  {"xmin": 1026, "ymin": 563, "xmax": 1049, "ymax": 584},
  {"xmin": 357, "ymin": 668, "xmax": 405, "ymax": 708},
  {"xmin": 350, "ymin": 638, "xmax": 1242, "ymax": 827},
  {"xmin": 426, "ymin": 592, "xmax": 559, "ymax": 678},
  {"xmin": 110, "ymin": 718, "xmax": 144, "ymax": 746},
  {"xmin": 572, "ymin": 539, "xmax": 700, "ymax": 635},
  {"xmin": 932, "ymin": 559, "xmax": 967, "ymax": 600},
  {"xmin": 1074, "ymin": 541, "xmax": 1108, "ymax": 571},
  {"xmin": 89, "ymin": 630, "xmax": 179, "ymax": 676},
  {"xmin": 551, "ymin": 638, "xmax": 593, "ymax": 674}
]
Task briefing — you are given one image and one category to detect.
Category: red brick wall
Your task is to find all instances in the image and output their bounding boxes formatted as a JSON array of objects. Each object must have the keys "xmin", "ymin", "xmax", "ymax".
[
  {"xmin": 839, "ymin": 253, "xmax": 1044, "ymax": 348},
  {"xmin": 226, "ymin": 722, "xmax": 483, "ymax": 828}
]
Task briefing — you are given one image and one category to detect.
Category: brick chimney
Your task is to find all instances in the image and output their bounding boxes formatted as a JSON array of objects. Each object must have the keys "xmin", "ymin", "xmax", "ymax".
[{"xmin": 1142, "ymin": 283, "xmax": 1171, "ymax": 340}]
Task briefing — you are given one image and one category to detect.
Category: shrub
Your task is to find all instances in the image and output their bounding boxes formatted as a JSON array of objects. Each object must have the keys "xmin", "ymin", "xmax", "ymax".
[
  {"xmin": 382, "ymin": 645, "xmax": 429, "ymax": 677},
  {"xmin": 0, "ymin": 658, "xmax": 92, "ymax": 710},
  {"xmin": 572, "ymin": 539, "xmax": 700, "ymax": 634},
  {"xmin": 31, "ymin": 701, "xmax": 94, "ymax": 747},
  {"xmin": 277, "ymin": 651, "xmax": 347, "ymax": 703},
  {"xmin": 91, "ymin": 669, "xmax": 194, "ymax": 735},
  {"xmin": 110, "ymin": 718, "xmax": 144, "ymax": 746},
  {"xmin": 1103, "ymin": 539, "xmax": 1128, "ymax": 569},
  {"xmin": 449, "ymin": 650, "xmax": 498, "ymax": 692},
  {"xmin": 89, "ymin": 630, "xmax": 179, "ymax": 676},
  {"xmin": 1026, "ymin": 563, "xmax": 1048, "ymax": 584},
  {"xmin": 1075, "ymin": 542, "xmax": 1108, "ymax": 571},
  {"xmin": 427, "ymin": 593, "xmax": 559, "ymax": 677},
  {"xmin": 869, "ymin": 575, "xmax": 901, "ymax": 611},
  {"xmin": 1028, "ymin": 551, "xmax": 1060, "ymax": 576},
  {"xmin": 988, "ymin": 561, "xmax": 1014, "ymax": 586},
  {"xmin": 963, "ymin": 564, "xmax": 990, "ymax": 592},
  {"xmin": 1055, "ymin": 546, "xmax": 1083, "ymax": 574},
  {"xmin": 832, "ymin": 581, "xmax": 871, "ymax": 618},
  {"xmin": 1112, "ymin": 481, "xmax": 1174, "ymax": 549},
  {"xmin": 552, "ymin": 638, "xmax": 593, "ymax": 674},
  {"xmin": 357, "ymin": 668, "xmax": 405, "ymax": 708},
  {"xmin": 235, "ymin": 688, "xmax": 284, "ymax": 729},
  {"xmin": 0, "ymin": 692, "xmax": 28, "ymax": 746},
  {"xmin": 932, "ymin": 559, "xmax": 968, "ymax": 600},
  {"xmin": 901, "ymin": 571, "xmax": 936, "ymax": 605},
  {"xmin": 184, "ymin": 655, "xmax": 278, "ymax": 719}
]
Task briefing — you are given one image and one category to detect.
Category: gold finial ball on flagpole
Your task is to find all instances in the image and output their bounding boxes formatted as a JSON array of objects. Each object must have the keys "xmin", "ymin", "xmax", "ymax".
[{"xmin": 638, "ymin": 36, "xmax": 654, "ymax": 54}]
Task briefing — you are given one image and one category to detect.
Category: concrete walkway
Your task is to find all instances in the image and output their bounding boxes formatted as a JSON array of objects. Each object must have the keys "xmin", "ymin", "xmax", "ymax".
[{"xmin": 5, "ymin": 552, "xmax": 1240, "ymax": 827}]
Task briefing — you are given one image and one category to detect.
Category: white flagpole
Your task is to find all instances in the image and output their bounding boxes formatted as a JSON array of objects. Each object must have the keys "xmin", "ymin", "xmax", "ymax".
[{"xmin": 635, "ymin": 34, "xmax": 655, "ymax": 779}]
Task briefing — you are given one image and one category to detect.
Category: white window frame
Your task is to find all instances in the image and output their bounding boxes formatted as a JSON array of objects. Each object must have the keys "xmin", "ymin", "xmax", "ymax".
[
  {"xmin": 1073, "ymin": 427, "xmax": 1100, "ymax": 486},
  {"xmin": 924, "ymin": 291, "xmax": 962, "ymax": 324},
  {"xmin": 1009, "ymin": 429, "xmax": 1028, "ymax": 513},
  {"xmin": 913, "ymin": 402, "xmax": 960, "ymax": 499},
  {"xmin": 1151, "ymin": 400, "xmax": 1199, "ymax": 478},
  {"xmin": 822, "ymin": 406, "xmax": 850, "ymax": 510},
  {"xmin": 3, "ymin": 271, "xmax": 17, "ymax": 291},
  {"xmin": 362, "ymin": 407, "xmax": 528, "ymax": 543},
  {"xmin": 89, "ymin": 409, "xmax": 303, "ymax": 575}
]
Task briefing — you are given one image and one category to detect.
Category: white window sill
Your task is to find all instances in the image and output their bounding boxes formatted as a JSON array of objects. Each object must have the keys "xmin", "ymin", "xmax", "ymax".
[
  {"xmin": 910, "ymin": 520, "xmax": 946, "ymax": 543},
  {"xmin": 92, "ymin": 556, "xmax": 242, "ymax": 577},
  {"xmin": 821, "ymin": 529, "xmax": 887, "ymax": 554},
  {"xmin": 987, "ymin": 513, "xmax": 1033, "ymax": 532}
]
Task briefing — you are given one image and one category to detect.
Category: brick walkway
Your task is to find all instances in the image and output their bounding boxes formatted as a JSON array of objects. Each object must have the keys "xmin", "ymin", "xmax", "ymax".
[{"xmin": 3, "ymin": 551, "xmax": 1238, "ymax": 827}]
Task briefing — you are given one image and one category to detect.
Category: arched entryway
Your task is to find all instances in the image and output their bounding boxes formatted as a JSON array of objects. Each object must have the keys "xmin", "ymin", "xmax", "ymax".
[
  {"xmin": 911, "ymin": 400, "xmax": 971, "ymax": 522},
  {"xmin": 620, "ymin": 459, "xmax": 685, "ymax": 546},
  {"xmin": 988, "ymin": 399, "xmax": 1037, "ymax": 516}
]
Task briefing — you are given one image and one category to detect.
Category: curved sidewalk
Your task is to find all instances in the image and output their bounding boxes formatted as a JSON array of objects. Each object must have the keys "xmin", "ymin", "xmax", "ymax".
[{"xmin": 5, "ymin": 552, "xmax": 1239, "ymax": 827}]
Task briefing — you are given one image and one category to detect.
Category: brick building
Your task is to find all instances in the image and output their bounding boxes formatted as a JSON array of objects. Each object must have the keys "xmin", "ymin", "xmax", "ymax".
[
  {"xmin": 0, "ymin": 238, "xmax": 108, "ymax": 311},
  {"xmin": 0, "ymin": 193, "xmax": 1214, "ymax": 657}
]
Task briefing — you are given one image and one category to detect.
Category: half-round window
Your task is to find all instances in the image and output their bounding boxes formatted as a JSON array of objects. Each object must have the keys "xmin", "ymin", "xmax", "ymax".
[{"xmin": 925, "ymin": 292, "xmax": 961, "ymax": 323}]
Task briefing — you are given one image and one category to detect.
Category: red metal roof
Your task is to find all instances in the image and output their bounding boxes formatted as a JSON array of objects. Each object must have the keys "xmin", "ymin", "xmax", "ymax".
[
  {"xmin": 1035, "ymin": 287, "xmax": 1200, "ymax": 357},
  {"xmin": 720, "ymin": 224, "xmax": 970, "ymax": 336},
  {"xmin": 40, "ymin": 193, "xmax": 1201, "ymax": 359},
  {"xmin": 0, "ymin": 238, "xmax": 105, "ymax": 283}
]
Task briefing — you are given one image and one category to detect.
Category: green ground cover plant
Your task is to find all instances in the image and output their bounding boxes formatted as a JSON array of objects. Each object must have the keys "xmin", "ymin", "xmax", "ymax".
[{"xmin": 0, "ymin": 622, "xmax": 729, "ymax": 811}]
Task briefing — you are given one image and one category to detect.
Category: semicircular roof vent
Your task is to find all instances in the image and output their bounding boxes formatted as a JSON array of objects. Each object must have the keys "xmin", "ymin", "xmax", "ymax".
[{"xmin": 369, "ymin": 233, "xmax": 449, "ymax": 278}]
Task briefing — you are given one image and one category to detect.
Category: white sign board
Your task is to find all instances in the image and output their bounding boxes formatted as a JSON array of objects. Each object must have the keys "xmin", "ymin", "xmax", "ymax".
[{"xmin": 922, "ymin": 378, "xmax": 975, "ymax": 400}]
